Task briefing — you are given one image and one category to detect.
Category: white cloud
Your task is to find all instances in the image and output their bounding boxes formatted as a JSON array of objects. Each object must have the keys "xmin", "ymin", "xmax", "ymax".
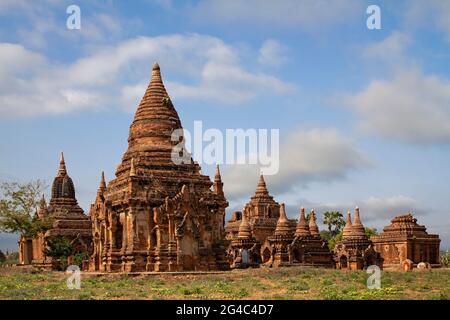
[
  {"xmin": 361, "ymin": 195, "xmax": 425, "ymax": 221},
  {"xmin": 190, "ymin": 0, "xmax": 363, "ymax": 31},
  {"xmin": 258, "ymin": 39, "xmax": 288, "ymax": 66},
  {"xmin": 363, "ymin": 31, "xmax": 411, "ymax": 64},
  {"xmin": 222, "ymin": 128, "xmax": 370, "ymax": 200},
  {"xmin": 406, "ymin": 0, "xmax": 450, "ymax": 42},
  {"xmin": 284, "ymin": 195, "xmax": 424, "ymax": 223},
  {"xmin": 0, "ymin": 34, "xmax": 295, "ymax": 117},
  {"xmin": 344, "ymin": 68, "xmax": 450, "ymax": 144}
]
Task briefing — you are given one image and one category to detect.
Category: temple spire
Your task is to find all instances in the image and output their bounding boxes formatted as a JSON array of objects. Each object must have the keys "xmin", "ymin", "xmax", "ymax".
[
  {"xmin": 295, "ymin": 206, "xmax": 310, "ymax": 237},
  {"xmin": 342, "ymin": 209, "xmax": 353, "ymax": 238},
  {"xmin": 308, "ymin": 209, "xmax": 319, "ymax": 236},
  {"xmin": 58, "ymin": 152, "xmax": 67, "ymax": 176},
  {"xmin": 254, "ymin": 174, "xmax": 270, "ymax": 196},
  {"xmin": 274, "ymin": 203, "xmax": 291, "ymax": 236},
  {"xmin": 237, "ymin": 208, "xmax": 252, "ymax": 239},
  {"xmin": 213, "ymin": 164, "xmax": 224, "ymax": 196},
  {"xmin": 97, "ymin": 171, "xmax": 106, "ymax": 194},
  {"xmin": 351, "ymin": 206, "xmax": 366, "ymax": 237}
]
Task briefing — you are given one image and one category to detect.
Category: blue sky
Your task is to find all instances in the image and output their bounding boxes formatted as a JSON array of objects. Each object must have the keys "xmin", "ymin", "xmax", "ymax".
[{"xmin": 1, "ymin": 0, "xmax": 449, "ymax": 251}]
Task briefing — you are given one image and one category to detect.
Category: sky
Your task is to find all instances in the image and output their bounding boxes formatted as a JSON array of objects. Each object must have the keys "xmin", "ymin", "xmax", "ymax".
[{"xmin": 0, "ymin": 0, "xmax": 449, "ymax": 252}]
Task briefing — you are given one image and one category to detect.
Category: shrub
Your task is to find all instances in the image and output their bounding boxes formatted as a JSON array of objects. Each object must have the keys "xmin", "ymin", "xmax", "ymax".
[{"xmin": 440, "ymin": 250, "xmax": 450, "ymax": 267}]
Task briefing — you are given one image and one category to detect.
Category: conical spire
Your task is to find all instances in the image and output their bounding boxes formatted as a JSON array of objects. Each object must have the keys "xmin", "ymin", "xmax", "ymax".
[
  {"xmin": 118, "ymin": 62, "xmax": 184, "ymax": 179},
  {"xmin": 256, "ymin": 175, "xmax": 268, "ymax": 193},
  {"xmin": 274, "ymin": 203, "xmax": 291, "ymax": 236},
  {"xmin": 213, "ymin": 164, "xmax": 224, "ymax": 196},
  {"xmin": 295, "ymin": 207, "xmax": 310, "ymax": 237},
  {"xmin": 342, "ymin": 209, "xmax": 353, "ymax": 238},
  {"xmin": 308, "ymin": 209, "xmax": 319, "ymax": 236},
  {"xmin": 51, "ymin": 152, "xmax": 77, "ymax": 203},
  {"xmin": 130, "ymin": 62, "xmax": 180, "ymax": 130},
  {"xmin": 214, "ymin": 164, "xmax": 221, "ymax": 181},
  {"xmin": 97, "ymin": 171, "xmax": 106, "ymax": 195},
  {"xmin": 100, "ymin": 171, "xmax": 106, "ymax": 189},
  {"xmin": 57, "ymin": 152, "xmax": 67, "ymax": 176},
  {"xmin": 237, "ymin": 208, "xmax": 252, "ymax": 239},
  {"xmin": 351, "ymin": 206, "xmax": 366, "ymax": 237}
]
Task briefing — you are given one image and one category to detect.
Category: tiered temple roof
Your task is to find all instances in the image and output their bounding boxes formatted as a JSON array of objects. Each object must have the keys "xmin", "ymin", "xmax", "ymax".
[{"xmin": 45, "ymin": 153, "xmax": 91, "ymax": 238}]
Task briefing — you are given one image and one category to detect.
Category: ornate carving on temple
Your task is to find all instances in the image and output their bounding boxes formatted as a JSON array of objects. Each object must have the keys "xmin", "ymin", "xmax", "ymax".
[
  {"xmin": 225, "ymin": 175, "xmax": 290, "ymax": 243},
  {"xmin": 19, "ymin": 153, "xmax": 92, "ymax": 269},
  {"xmin": 88, "ymin": 63, "xmax": 229, "ymax": 272},
  {"xmin": 228, "ymin": 207, "xmax": 260, "ymax": 268},
  {"xmin": 371, "ymin": 213, "xmax": 441, "ymax": 268},
  {"xmin": 334, "ymin": 207, "xmax": 383, "ymax": 270}
]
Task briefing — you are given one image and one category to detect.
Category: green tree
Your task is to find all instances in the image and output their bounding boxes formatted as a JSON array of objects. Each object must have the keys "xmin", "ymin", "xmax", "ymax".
[
  {"xmin": 44, "ymin": 236, "xmax": 74, "ymax": 270},
  {"xmin": 44, "ymin": 236, "xmax": 73, "ymax": 257},
  {"xmin": 0, "ymin": 250, "xmax": 6, "ymax": 264},
  {"xmin": 322, "ymin": 211, "xmax": 345, "ymax": 237},
  {"xmin": 365, "ymin": 227, "xmax": 378, "ymax": 237},
  {"xmin": 0, "ymin": 180, "xmax": 52, "ymax": 238},
  {"xmin": 327, "ymin": 231, "xmax": 343, "ymax": 250}
]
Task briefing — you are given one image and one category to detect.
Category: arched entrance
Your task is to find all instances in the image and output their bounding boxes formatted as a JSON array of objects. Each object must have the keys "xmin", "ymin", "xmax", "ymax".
[
  {"xmin": 340, "ymin": 255, "xmax": 348, "ymax": 269},
  {"xmin": 262, "ymin": 248, "xmax": 271, "ymax": 263}
]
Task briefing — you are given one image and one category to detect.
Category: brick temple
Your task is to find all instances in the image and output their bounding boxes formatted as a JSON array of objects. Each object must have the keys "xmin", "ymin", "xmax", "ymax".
[
  {"xmin": 89, "ymin": 63, "xmax": 229, "ymax": 272},
  {"xmin": 225, "ymin": 176, "xmax": 334, "ymax": 268},
  {"xmin": 19, "ymin": 153, "xmax": 92, "ymax": 268},
  {"xmin": 18, "ymin": 63, "xmax": 442, "ymax": 272},
  {"xmin": 371, "ymin": 213, "xmax": 441, "ymax": 268},
  {"xmin": 334, "ymin": 208, "xmax": 383, "ymax": 270}
]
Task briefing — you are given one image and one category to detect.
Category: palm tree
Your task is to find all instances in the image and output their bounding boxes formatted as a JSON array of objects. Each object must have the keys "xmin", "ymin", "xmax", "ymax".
[{"xmin": 323, "ymin": 211, "xmax": 345, "ymax": 237}]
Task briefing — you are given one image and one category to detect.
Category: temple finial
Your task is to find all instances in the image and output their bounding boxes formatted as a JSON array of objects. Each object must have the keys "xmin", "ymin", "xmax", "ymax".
[
  {"xmin": 215, "ymin": 164, "xmax": 221, "ymax": 180},
  {"xmin": 99, "ymin": 171, "xmax": 106, "ymax": 190},
  {"xmin": 57, "ymin": 151, "xmax": 67, "ymax": 176},
  {"xmin": 308, "ymin": 209, "xmax": 319, "ymax": 236},
  {"xmin": 295, "ymin": 206, "xmax": 310, "ymax": 237}
]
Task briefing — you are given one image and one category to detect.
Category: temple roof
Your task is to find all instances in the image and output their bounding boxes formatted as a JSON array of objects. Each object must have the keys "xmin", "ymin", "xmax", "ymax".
[
  {"xmin": 378, "ymin": 213, "xmax": 431, "ymax": 237},
  {"xmin": 45, "ymin": 153, "xmax": 90, "ymax": 237},
  {"xmin": 342, "ymin": 210, "xmax": 353, "ymax": 238},
  {"xmin": 237, "ymin": 208, "xmax": 252, "ymax": 239},
  {"xmin": 274, "ymin": 203, "xmax": 291, "ymax": 236},
  {"xmin": 294, "ymin": 207, "xmax": 310, "ymax": 237},
  {"xmin": 249, "ymin": 175, "xmax": 278, "ymax": 205},
  {"xmin": 50, "ymin": 152, "xmax": 77, "ymax": 207},
  {"xmin": 350, "ymin": 207, "xmax": 366, "ymax": 238},
  {"xmin": 103, "ymin": 63, "xmax": 224, "ymax": 206}
]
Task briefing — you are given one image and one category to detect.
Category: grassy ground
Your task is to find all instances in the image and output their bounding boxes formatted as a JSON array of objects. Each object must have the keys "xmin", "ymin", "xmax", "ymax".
[{"xmin": 0, "ymin": 266, "xmax": 449, "ymax": 300}]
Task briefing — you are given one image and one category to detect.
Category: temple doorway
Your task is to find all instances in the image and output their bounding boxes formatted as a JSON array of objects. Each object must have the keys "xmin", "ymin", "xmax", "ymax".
[
  {"xmin": 262, "ymin": 248, "xmax": 271, "ymax": 263},
  {"xmin": 340, "ymin": 255, "xmax": 348, "ymax": 269}
]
